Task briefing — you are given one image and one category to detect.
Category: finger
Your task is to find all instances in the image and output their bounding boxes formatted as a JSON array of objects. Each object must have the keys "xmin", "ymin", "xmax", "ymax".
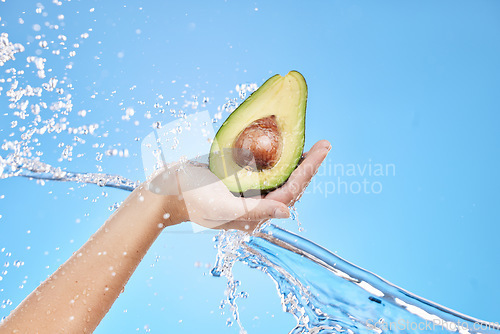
[
  {"xmin": 266, "ymin": 139, "xmax": 331, "ymax": 205},
  {"xmin": 301, "ymin": 139, "xmax": 331, "ymax": 161},
  {"xmin": 218, "ymin": 197, "xmax": 290, "ymax": 222},
  {"xmin": 301, "ymin": 139, "xmax": 330, "ymax": 159},
  {"xmin": 217, "ymin": 220, "xmax": 264, "ymax": 232}
]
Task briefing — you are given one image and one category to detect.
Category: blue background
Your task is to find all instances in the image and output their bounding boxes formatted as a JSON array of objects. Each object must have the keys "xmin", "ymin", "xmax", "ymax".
[{"xmin": 1, "ymin": 0, "xmax": 499, "ymax": 332}]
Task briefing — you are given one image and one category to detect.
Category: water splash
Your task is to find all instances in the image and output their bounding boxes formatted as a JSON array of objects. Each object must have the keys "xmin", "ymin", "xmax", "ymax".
[
  {"xmin": 211, "ymin": 231, "xmax": 249, "ymax": 334},
  {"xmin": 213, "ymin": 223, "xmax": 500, "ymax": 334},
  {"xmin": 1, "ymin": 3, "xmax": 497, "ymax": 332},
  {"xmin": 0, "ymin": 33, "xmax": 25, "ymax": 66},
  {"xmin": 2, "ymin": 151, "xmax": 498, "ymax": 333},
  {"xmin": 0, "ymin": 154, "xmax": 138, "ymax": 191}
]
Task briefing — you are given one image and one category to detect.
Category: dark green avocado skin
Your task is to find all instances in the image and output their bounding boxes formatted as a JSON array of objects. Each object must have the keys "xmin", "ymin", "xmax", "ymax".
[{"xmin": 209, "ymin": 71, "xmax": 307, "ymax": 195}]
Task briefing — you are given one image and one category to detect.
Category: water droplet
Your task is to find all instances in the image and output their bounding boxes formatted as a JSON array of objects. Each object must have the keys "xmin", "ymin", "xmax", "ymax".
[{"xmin": 108, "ymin": 202, "xmax": 121, "ymax": 211}]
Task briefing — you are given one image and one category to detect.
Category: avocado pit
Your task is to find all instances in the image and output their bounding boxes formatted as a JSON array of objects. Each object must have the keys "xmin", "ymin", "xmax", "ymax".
[{"xmin": 232, "ymin": 116, "xmax": 282, "ymax": 171}]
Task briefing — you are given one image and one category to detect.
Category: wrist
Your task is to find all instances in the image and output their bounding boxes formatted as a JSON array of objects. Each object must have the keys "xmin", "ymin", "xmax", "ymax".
[
  {"xmin": 158, "ymin": 192, "xmax": 188, "ymax": 227},
  {"xmin": 139, "ymin": 184, "xmax": 187, "ymax": 228}
]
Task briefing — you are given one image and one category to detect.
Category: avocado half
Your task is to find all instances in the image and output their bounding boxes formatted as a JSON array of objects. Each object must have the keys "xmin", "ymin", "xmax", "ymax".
[{"xmin": 209, "ymin": 71, "xmax": 307, "ymax": 194}]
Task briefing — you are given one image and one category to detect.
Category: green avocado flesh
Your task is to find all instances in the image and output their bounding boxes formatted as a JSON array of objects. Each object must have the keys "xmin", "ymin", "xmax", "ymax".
[{"xmin": 209, "ymin": 71, "xmax": 307, "ymax": 193}]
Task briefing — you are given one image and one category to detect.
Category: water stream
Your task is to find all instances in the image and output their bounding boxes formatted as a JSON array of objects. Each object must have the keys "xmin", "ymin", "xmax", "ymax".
[
  {"xmin": 212, "ymin": 225, "xmax": 500, "ymax": 334},
  {"xmin": 2, "ymin": 161, "xmax": 499, "ymax": 333},
  {"xmin": 0, "ymin": 153, "xmax": 138, "ymax": 191},
  {"xmin": 1, "ymin": 2, "xmax": 499, "ymax": 332}
]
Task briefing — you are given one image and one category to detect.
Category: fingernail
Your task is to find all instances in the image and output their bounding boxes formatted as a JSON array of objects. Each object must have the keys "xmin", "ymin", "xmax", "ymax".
[{"xmin": 274, "ymin": 207, "xmax": 290, "ymax": 219}]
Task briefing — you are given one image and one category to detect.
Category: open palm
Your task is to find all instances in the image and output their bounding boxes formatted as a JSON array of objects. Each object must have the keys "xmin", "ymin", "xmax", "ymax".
[{"xmin": 148, "ymin": 140, "xmax": 331, "ymax": 231}]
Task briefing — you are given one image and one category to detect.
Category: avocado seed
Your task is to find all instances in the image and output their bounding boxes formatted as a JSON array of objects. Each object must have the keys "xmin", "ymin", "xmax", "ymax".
[{"xmin": 232, "ymin": 116, "xmax": 282, "ymax": 171}]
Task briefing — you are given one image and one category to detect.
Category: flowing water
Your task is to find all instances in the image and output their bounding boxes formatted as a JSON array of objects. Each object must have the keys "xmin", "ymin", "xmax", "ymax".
[
  {"xmin": 212, "ymin": 226, "xmax": 500, "ymax": 334},
  {"xmin": 2, "ymin": 155, "xmax": 499, "ymax": 333},
  {"xmin": 1, "ymin": 2, "xmax": 499, "ymax": 333},
  {"xmin": 2, "ymin": 160, "xmax": 500, "ymax": 334},
  {"xmin": 0, "ymin": 154, "xmax": 138, "ymax": 191}
]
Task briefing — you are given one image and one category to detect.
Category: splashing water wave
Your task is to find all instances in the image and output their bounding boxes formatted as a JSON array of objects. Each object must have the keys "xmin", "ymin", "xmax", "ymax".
[
  {"xmin": 1, "ymin": 3, "xmax": 498, "ymax": 332},
  {"xmin": 1, "ymin": 156, "xmax": 498, "ymax": 333},
  {"xmin": 212, "ymin": 224, "xmax": 500, "ymax": 334},
  {"xmin": 4, "ymin": 158, "xmax": 497, "ymax": 334},
  {"xmin": 0, "ymin": 154, "xmax": 138, "ymax": 191}
]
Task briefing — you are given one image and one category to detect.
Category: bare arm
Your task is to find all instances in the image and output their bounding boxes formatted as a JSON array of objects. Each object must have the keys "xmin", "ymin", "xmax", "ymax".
[
  {"xmin": 0, "ymin": 185, "xmax": 186, "ymax": 333},
  {"xmin": 0, "ymin": 140, "xmax": 330, "ymax": 333}
]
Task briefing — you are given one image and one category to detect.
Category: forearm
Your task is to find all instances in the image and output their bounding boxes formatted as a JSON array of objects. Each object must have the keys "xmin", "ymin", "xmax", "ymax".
[{"xmin": 0, "ymin": 185, "xmax": 185, "ymax": 333}]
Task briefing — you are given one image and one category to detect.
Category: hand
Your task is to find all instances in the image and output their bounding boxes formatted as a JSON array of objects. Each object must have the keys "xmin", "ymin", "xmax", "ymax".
[
  {"xmin": 148, "ymin": 162, "xmax": 291, "ymax": 230},
  {"xmin": 218, "ymin": 139, "xmax": 331, "ymax": 231},
  {"xmin": 148, "ymin": 139, "xmax": 331, "ymax": 232}
]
